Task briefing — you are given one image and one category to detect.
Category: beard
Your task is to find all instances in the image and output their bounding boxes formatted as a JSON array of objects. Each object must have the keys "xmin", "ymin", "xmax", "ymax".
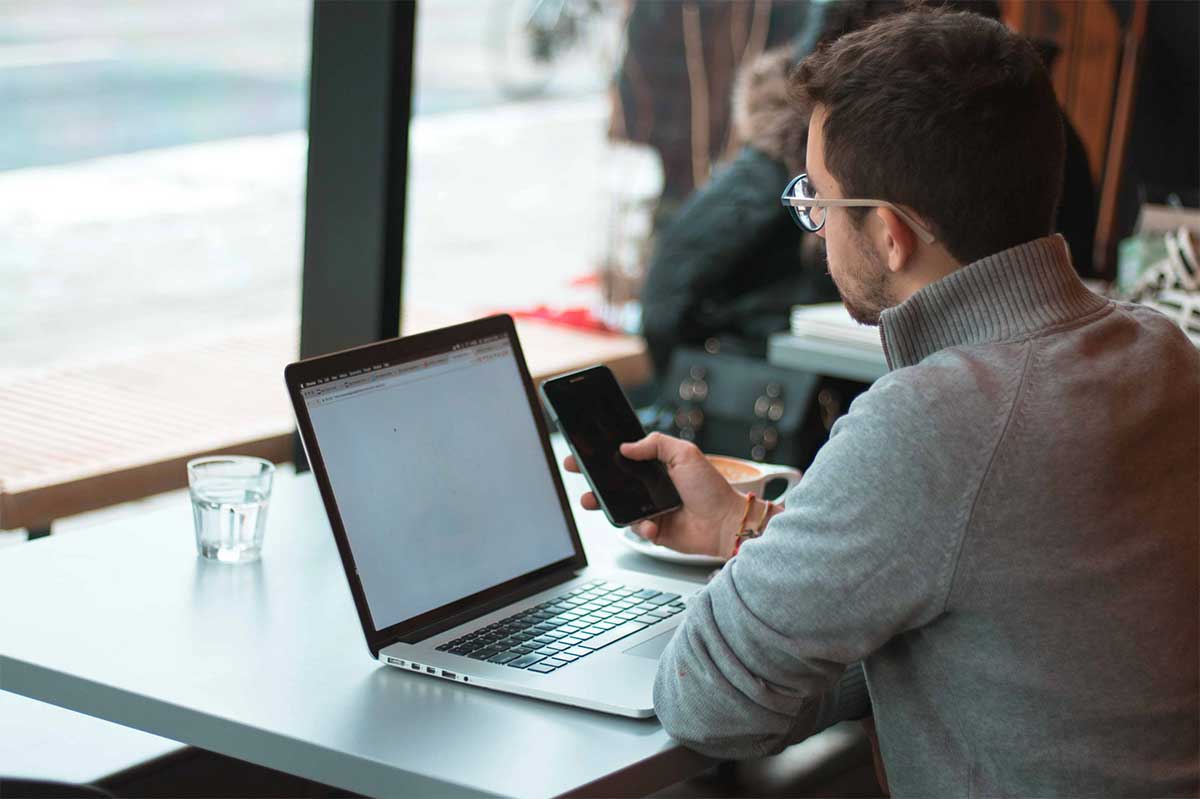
[{"xmin": 830, "ymin": 228, "xmax": 894, "ymax": 326}]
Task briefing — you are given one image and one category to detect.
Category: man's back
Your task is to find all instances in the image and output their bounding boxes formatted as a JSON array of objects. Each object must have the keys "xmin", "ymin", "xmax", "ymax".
[
  {"xmin": 871, "ymin": 242, "xmax": 1199, "ymax": 794},
  {"xmin": 653, "ymin": 236, "xmax": 1200, "ymax": 795}
]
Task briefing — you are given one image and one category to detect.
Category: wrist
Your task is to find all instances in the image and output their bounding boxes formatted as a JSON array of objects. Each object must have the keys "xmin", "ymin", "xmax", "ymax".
[
  {"xmin": 719, "ymin": 491, "xmax": 750, "ymax": 559},
  {"xmin": 726, "ymin": 495, "xmax": 778, "ymax": 559}
]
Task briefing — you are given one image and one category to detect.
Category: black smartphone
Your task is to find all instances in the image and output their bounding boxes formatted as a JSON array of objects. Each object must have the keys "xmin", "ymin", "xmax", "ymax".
[{"xmin": 540, "ymin": 365, "xmax": 683, "ymax": 527}]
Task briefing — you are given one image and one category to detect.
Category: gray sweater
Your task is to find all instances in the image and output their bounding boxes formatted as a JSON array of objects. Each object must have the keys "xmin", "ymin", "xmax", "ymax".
[{"xmin": 654, "ymin": 235, "xmax": 1200, "ymax": 796}]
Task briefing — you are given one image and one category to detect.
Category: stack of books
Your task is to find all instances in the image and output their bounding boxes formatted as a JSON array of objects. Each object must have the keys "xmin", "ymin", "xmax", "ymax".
[{"xmin": 789, "ymin": 303, "xmax": 883, "ymax": 353}]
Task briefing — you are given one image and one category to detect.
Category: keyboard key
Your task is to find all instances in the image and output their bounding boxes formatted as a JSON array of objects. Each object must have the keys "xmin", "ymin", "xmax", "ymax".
[
  {"xmin": 535, "ymin": 646, "xmax": 561, "ymax": 656},
  {"xmin": 634, "ymin": 614, "xmax": 662, "ymax": 625},
  {"xmin": 648, "ymin": 608, "xmax": 672, "ymax": 619},
  {"xmin": 435, "ymin": 644, "xmax": 451, "ymax": 651},
  {"xmin": 512, "ymin": 645, "xmax": 538, "ymax": 655},
  {"xmin": 488, "ymin": 652, "xmax": 521, "ymax": 664},
  {"xmin": 543, "ymin": 658, "xmax": 569, "ymax": 668},
  {"xmin": 546, "ymin": 642, "xmax": 570, "ymax": 651},
  {"xmin": 545, "ymin": 631, "xmax": 568, "ymax": 640},
  {"xmin": 531, "ymin": 636, "xmax": 555, "ymax": 646},
  {"xmin": 554, "ymin": 652, "xmax": 579, "ymax": 662},
  {"xmin": 561, "ymin": 636, "xmax": 585, "ymax": 646},
  {"xmin": 632, "ymin": 589, "xmax": 661, "ymax": 600},
  {"xmin": 508, "ymin": 653, "xmax": 547, "ymax": 668},
  {"xmin": 646, "ymin": 593, "xmax": 681, "ymax": 606},
  {"xmin": 616, "ymin": 611, "xmax": 640, "ymax": 621},
  {"xmin": 448, "ymin": 647, "xmax": 473, "ymax": 655},
  {"xmin": 596, "ymin": 621, "xmax": 618, "ymax": 629},
  {"xmin": 565, "ymin": 646, "xmax": 592, "ymax": 657},
  {"xmin": 468, "ymin": 647, "xmax": 502, "ymax": 660},
  {"xmin": 580, "ymin": 622, "xmax": 649, "ymax": 650},
  {"xmin": 560, "ymin": 624, "xmax": 583, "ymax": 633},
  {"xmin": 527, "ymin": 664, "xmax": 556, "ymax": 674}
]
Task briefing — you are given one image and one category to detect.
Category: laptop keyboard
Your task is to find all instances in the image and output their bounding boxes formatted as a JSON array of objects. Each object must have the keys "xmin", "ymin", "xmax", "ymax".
[{"xmin": 434, "ymin": 579, "xmax": 685, "ymax": 674}]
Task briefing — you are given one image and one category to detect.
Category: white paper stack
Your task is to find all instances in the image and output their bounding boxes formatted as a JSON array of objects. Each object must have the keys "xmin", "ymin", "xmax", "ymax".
[{"xmin": 789, "ymin": 303, "xmax": 883, "ymax": 352}]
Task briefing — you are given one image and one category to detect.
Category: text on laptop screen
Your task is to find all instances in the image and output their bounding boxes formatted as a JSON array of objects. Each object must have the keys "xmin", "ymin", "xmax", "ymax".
[{"xmin": 300, "ymin": 334, "xmax": 575, "ymax": 630}]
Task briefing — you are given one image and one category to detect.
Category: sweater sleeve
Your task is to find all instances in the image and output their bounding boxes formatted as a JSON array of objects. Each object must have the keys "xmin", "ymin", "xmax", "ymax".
[{"xmin": 653, "ymin": 369, "xmax": 992, "ymax": 758}]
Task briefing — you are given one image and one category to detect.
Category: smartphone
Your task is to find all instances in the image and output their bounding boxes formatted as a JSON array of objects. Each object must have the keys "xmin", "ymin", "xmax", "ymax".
[{"xmin": 541, "ymin": 365, "xmax": 683, "ymax": 527}]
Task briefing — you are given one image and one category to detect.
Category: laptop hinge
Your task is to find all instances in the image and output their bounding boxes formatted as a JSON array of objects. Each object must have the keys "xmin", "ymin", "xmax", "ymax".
[{"xmin": 396, "ymin": 566, "xmax": 582, "ymax": 645}]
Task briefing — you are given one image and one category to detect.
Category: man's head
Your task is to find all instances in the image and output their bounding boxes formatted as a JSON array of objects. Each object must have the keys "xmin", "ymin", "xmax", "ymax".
[{"xmin": 791, "ymin": 7, "xmax": 1064, "ymax": 325}]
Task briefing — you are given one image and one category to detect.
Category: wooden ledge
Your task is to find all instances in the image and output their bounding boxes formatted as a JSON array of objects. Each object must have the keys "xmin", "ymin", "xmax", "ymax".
[{"xmin": 1, "ymin": 313, "xmax": 648, "ymax": 532}]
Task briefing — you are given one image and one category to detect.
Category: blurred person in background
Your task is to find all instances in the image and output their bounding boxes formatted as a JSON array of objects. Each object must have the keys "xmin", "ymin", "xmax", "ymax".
[{"xmin": 635, "ymin": 0, "xmax": 1098, "ymax": 378}]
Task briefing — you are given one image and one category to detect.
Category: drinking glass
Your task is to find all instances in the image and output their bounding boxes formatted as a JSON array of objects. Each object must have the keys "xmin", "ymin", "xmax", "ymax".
[{"xmin": 187, "ymin": 456, "xmax": 275, "ymax": 563}]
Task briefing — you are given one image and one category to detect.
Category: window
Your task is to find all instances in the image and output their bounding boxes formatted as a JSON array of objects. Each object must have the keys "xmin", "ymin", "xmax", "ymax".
[{"xmin": 0, "ymin": 0, "xmax": 311, "ymax": 376}]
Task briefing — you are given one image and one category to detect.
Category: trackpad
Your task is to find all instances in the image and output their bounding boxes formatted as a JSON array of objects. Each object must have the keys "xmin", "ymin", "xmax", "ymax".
[{"xmin": 624, "ymin": 630, "xmax": 675, "ymax": 659}]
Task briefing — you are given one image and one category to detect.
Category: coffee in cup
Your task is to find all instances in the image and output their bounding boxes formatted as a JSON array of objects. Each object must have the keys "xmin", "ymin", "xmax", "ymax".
[{"xmin": 706, "ymin": 454, "xmax": 801, "ymax": 498}]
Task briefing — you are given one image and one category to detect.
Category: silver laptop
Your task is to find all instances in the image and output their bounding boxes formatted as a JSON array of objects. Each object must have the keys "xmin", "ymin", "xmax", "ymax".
[{"xmin": 284, "ymin": 314, "xmax": 697, "ymax": 718}]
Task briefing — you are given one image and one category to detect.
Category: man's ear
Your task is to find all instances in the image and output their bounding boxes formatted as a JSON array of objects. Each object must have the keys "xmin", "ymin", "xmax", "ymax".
[{"xmin": 875, "ymin": 207, "xmax": 916, "ymax": 274}]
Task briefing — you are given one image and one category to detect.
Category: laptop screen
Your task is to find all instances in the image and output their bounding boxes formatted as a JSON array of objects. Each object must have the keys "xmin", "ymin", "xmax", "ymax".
[{"xmin": 298, "ymin": 332, "xmax": 576, "ymax": 632}]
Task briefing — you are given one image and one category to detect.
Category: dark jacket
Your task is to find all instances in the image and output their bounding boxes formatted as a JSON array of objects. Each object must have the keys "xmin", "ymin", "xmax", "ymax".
[
  {"xmin": 640, "ymin": 48, "xmax": 838, "ymax": 375},
  {"xmin": 640, "ymin": 147, "xmax": 839, "ymax": 375}
]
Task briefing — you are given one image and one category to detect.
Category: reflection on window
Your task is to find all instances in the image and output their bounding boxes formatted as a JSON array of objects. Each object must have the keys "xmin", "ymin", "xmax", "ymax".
[{"xmin": 405, "ymin": 0, "xmax": 816, "ymax": 339}]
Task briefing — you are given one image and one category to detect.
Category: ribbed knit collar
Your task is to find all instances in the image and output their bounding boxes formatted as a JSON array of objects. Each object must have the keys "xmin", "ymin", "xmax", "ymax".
[{"xmin": 879, "ymin": 234, "xmax": 1108, "ymax": 370}]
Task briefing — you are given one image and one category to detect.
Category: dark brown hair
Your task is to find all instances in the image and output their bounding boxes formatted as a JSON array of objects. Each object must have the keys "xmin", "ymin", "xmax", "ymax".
[{"xmin": 793, "ymin": 7, "xmax": 1064, "ymax": 264}]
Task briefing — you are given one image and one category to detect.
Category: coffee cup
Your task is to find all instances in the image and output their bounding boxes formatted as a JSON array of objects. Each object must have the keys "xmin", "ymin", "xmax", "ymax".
[{"xmin": 706, "ymin": 454, "xmax": 801, "ymax": 499}]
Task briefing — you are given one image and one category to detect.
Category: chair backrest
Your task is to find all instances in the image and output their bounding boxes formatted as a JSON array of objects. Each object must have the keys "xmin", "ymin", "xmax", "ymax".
[{"xmin": 1000, "ymin": 0, "xmax": 1150, "ymax": 278}]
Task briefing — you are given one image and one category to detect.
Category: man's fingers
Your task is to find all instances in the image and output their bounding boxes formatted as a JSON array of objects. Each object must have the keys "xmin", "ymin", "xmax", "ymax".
[
  {"xmin": 580, "ymin": 492, "xmax": 599, "ymax": 511},
  {"xmin": 632, "ymin": 519, "xmax": 659, "ymax": 540},
  {"xmin": 563, "ymin": 454, "xmax": 580, "ymax": 473}
]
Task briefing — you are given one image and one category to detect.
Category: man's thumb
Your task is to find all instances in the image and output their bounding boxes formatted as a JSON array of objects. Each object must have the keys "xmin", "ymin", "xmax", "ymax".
[{"xmin": 619, "ymin": 433, "xmax": 661, "ymax": 461}]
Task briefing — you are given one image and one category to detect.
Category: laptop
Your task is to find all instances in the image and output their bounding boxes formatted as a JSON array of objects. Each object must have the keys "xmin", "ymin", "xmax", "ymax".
[{"xmin": 284, "ymin": 314, "xmax": 698, "ymax": 718}]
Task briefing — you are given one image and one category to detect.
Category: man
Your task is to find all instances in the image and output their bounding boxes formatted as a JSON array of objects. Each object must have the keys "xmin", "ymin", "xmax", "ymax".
[{"xmin": 567, "ymin": 7, "xmax": 1199, "ymax": 794}]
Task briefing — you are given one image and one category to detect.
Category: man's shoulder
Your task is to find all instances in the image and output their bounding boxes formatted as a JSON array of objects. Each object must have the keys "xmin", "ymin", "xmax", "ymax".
[{"xmin": 846, "ymin": 343, "xmax": 1030, "ymax": 435}]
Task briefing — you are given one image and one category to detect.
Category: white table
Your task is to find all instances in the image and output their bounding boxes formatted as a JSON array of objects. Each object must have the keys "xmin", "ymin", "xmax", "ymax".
[
  {"xmin": 0, "ymin": 450, "xmax": 717, "ymax": 798},
  {"xmin": 767, "ymin": 303, "xmax": 888, "ymax": 383},
  {"xmin": 767, "ymin": 332, "xmax": 888, "ymax": 383}
]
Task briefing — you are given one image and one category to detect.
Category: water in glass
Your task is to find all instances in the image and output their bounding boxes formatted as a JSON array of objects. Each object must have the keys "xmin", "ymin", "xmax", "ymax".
[
  {"xmin": 191, "ymin": 480, "xmax": 269, "ymax": 562},
  {"xmin": 187, "ymin": 455, "xmax": 274, "ymax": 563}
]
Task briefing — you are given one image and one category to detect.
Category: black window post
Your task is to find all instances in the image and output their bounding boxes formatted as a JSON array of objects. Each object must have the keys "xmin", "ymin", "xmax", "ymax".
[{"xmin": 295, "ymin": 0, "xmax": 416, "ymax": 467}]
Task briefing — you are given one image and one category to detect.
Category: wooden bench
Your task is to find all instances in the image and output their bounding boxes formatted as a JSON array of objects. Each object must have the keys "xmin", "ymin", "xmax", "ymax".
[{"xmin": 0, "ymin": 315, "xmax": 649, "ymax": 536}]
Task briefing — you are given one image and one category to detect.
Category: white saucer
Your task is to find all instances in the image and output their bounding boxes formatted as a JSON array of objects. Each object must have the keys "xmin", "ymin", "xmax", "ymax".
[{"xmin": 619, "ymin": 528, "xmax": 726, "ymax": 567}]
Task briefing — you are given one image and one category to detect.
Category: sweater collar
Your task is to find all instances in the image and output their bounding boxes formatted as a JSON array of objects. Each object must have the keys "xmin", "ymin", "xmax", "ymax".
[{"xmin": 878, "ymin": 234, "xmax": 1108, "ymax": 370}]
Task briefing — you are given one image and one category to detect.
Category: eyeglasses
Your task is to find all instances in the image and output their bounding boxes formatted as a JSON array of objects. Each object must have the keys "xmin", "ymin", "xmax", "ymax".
[{"xmin": 780, "ymin": 173, "xmax": 937, "ymax": 244}]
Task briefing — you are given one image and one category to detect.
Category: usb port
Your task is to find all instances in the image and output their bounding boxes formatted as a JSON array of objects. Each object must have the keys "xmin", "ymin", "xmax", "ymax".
[
  {"xmin": 425, "ymin": 666, "xmax": 436, "ymax": 674},
  {"xmin": 442, "ymin": 671, "xmax": 458, "ymax": 680},
  {"xmin": 411, "ymin": 663, "xmax": 420, "ymax": 671}
]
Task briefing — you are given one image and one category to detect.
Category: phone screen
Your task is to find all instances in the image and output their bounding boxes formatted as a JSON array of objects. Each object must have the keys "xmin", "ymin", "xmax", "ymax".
[{"xmin": 542, "ymin": 366, "xmax": 682, "ymax": 526}]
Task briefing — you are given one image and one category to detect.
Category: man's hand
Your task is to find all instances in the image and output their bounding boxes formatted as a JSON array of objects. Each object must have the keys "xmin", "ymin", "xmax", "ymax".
[{"xmin": 563, "ymin": 432, "xmax": 745, "ymax": 558}]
